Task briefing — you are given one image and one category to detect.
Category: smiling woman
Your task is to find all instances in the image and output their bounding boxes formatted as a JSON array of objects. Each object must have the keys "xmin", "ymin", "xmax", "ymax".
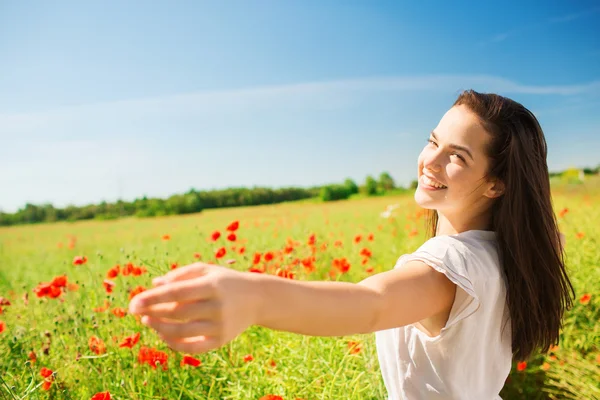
[{"xmin": 128, "ymin": 89, "xmax": 575, "ymax": 400}]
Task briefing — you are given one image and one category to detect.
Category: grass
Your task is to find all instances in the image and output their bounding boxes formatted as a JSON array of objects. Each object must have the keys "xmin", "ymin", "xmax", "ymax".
[{"xmin": 0, "ymin": 181, "xmax": 598, "ymax": 399}]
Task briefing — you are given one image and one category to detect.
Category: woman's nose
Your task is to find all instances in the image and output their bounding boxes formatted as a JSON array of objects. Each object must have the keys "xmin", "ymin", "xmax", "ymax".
[{"xmin": 423, "ymin": 154, "xmax": 442, "ymax": 173}]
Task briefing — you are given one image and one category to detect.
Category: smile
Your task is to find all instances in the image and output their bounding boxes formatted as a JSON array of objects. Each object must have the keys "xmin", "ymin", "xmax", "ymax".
[{"xmin": 420, "ymin": 175, "xmax": 448, "ymax": 190}]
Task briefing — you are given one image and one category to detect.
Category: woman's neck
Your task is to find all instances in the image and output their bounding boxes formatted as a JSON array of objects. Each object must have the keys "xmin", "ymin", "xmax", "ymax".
[{"xmin": 435, "ymin": 211, "xmax": 492, "ymax": 236}]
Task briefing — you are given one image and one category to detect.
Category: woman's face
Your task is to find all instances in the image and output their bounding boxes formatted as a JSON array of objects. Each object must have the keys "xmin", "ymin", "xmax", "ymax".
[{"xmin": 415, "ymin": 105, "xmax": 499, "ymax": 213}]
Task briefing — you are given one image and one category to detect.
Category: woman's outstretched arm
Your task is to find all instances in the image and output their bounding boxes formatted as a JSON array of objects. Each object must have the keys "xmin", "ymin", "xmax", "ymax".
[
  {"xmin": 254, "ymin": 262, "xmax": 455, "ymax": 336},
  {"xmin": 128, "ymin": 261, "xmax": 456, "ymax": 353}
]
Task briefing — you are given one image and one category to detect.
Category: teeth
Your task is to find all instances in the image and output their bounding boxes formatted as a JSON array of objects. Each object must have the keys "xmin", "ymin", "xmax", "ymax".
[{"xmin": 422, "ymin": 175, "xmax": 447, "ymax": 189}]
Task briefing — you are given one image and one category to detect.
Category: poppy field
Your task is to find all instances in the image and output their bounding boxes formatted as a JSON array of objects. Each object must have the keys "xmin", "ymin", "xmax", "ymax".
[{"xmin": 0, "ymin": 183, "xmax": 599, "ymax": 400}]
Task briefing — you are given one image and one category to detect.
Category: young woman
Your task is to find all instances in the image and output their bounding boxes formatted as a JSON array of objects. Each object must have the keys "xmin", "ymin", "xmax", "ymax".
[{"xmin": 129, "ymin": 90, "xmax": 574, "ymax": 399}]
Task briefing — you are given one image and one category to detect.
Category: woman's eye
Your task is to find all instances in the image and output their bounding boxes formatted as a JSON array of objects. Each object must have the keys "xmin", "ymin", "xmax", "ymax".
[
  {"xmin": 452, "ymin": 153, "xmax": 466, "ymax": 162},
  {"xmin": 427, "ymin": 139, "xmax": 437, "ymax": 146}
]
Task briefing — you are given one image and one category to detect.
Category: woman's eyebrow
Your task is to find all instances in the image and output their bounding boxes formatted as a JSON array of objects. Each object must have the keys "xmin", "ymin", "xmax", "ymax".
[{"xmin": 431, "ymin": 131, "xmax": 474, "ymax": 161}]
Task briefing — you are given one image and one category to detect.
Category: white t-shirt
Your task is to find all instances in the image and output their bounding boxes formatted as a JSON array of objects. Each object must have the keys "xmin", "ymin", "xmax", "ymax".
[{"xmin": 375, "ymin": 230, "xmax": 513, "ymax": 400}]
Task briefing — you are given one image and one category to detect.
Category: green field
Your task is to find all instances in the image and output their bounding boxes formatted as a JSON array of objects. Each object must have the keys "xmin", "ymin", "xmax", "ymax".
[{"xmin": 1, "ymin": 181, "xmax": 598, "ymax": 400}]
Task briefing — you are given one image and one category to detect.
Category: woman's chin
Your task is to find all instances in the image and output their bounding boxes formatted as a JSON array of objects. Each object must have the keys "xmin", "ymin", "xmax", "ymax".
[{"xmin": 414, "ymin": 190, "xmax": 440, "ymax": 209}]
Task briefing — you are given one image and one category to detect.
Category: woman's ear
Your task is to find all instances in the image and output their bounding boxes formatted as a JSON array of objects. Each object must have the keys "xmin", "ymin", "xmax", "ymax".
[{"xmin": 485, "ymin": 179, "xmax": 505, "ymax": 199}]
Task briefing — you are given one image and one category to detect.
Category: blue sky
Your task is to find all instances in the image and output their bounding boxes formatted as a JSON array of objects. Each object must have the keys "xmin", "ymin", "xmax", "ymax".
[{"xmin": 1, "ymin": 0, "xmax": 599, "ymax": 213}]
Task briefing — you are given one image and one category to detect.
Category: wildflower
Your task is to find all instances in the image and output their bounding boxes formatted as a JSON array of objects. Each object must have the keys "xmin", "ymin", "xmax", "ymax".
[
  {"xmin": 360, "ymin": 248, "xmax": 372, "ymax": 258},
  {"xmin": 129, "ymin": 286, "xmax": 146, "ymax": 301},
  {"xmin": 137, "ymin": 346, "xmax": 168, "ymax": 370},
  {"xmin": 103, "ymin": 280, "xmax": 115, "ymax": 294},
  {"xmin": 541, "ymin": 362, "xmax": 550, "ymax": 371},
  {"xmin": 348, "ymin": 340, "xmax": 361, "ymax": 354},
  {"xmin": 264, "ymin": 252, "xmax": 274, "ymax": 262},
  {"xmin": 91, "ymin": 392, "xmax": 111, "ymax": 400},
  {"xmin": 119, "ymin": 332, "xmax": 140, "ymax": 349},
  {"xmin": 354, "ymin": 234, "xmax": 362, "ymax": 243},
  {"xmin": 170, "ymin": 263, "xmax": 178, "ymax": 270},
  {"xmin": 215, "ymin": 247, "xmax": 226, "ymax": 259},
  {"xmin": 28, "ymin": 351, "xmax": 36, "ymax": 363},
  {"xmin": 72, "ymin": 256, "xmax": 87, "ymax": 266},
  {"xmin": 576, "ymin": 232, "xmax": 585, "ymax": 239},
  {"xmin": 51, "ymin": 276, "xmax": 67, "ymax": 288},
  {"xmin": 226, "ymin": 221, "xmax": 240, "ymax": 232},
  {"xmin": 227, "ymin": 233, "xmax": 237, "ymax": 242},
  {"xmin": 558, "ymin": 208, "xmax": 568, "ymax": 218},
  {"xmin": 253, "ymin": 253, "xmax": 261, "ymax": 265},
  {"xmin": 579, "ymin": 293, "xmax": 592, "ymax": 305},
  {"xmin": 517, "ymin": 361, "xmax": 527, "ymax": 372},
  {"xmin": 89, "ymin": 336, "xmax": 106, "ymax": 355},
  {"xmin": 211, "ymin": 231, "xmax": 221, "ymax": 241},
  {"xmin": 367, "ymin": 233, "xmax": 374, "ymax": 241},
  {"xmin": 180, "ymin": 355, "xmax": 202, "ymax": 367},
  {"xmin": 243, "ymin": 354, "xmax": 254, "ymax": 362},
  {"xmin": 193, "ymin": 252, "xmax": 201, "ymax": 259},
  {"xmin": 0, "ymin": 321, "xmax": 4, "ymax": 333},
  {"xmin": 106, "ymin": 265, "xmax": 120, "ymax": 279},
  {"xmin": 112, "ymin": 307, "xmax": 127, "ymax": 318},
  {"xmin": 259, "ymin": 396, "xmax": 283, "ymax": 400},
  {"xmin": 308, "ymin": 234, "xmax": 316, "ymax": 246},
  {"xmin": 162, "ymin": 234, "xmax": 171, "ymax": 241}
]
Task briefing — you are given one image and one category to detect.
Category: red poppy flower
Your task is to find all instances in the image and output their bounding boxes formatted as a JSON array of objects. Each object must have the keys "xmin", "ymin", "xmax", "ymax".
[
  {"xmin": 193, "ymin": 252, "xmax": 202, "ymax": 259},
  {"xmin": 558, "ymin": 208, "xmax": 568, "ymax": 218},
  {"xmin": 72, "ymin": 256, "xmax": 87, "ymax": 266},
  {"xmin": 332, "ymin": 258, "xmax": 351, "ymax": 273},
  {"xmin": 129, "ymin": 286, "xmax": 146, "ymax": 301},
  {"xmin": 367, "ymin": 233, "xmax": 374, "ymax": 241},
  {"xmin": 170, "ymin": 262, "xmax": 178, "ymax": 270},
  {"xmin": 103, "ymin": 280, "xmax": 115, "ymax": 294},
  {"xmin": 28, "ymin": 350, "xmax": 36, "ymax": 363},
  {"xmin": 354, "ymin": 235, "xmax": 362, "ymax": 243},
  {"xmin": 517, "ymin": 361, "xmax": 527, "ymax": 371},
  {"xmin": 137, "ymin": 346, "xmax": 168, "ymax": 370},
  {"xmin": 253, "ymin": 252, "xmax": 261, "ymax": 265},
  {"xmin": 238, "ymin": 246, "xmax": 246, "ymax": 255},
  {"xmin": 227, "ymin": 233, "xmax": 237, "ymax": 242},
  {"xmin": 359, "ymin": 248, "xmax": 372, "ymax": 258},
  {"xmin": 106, "ymin": 265, "xmax": 120, "ymax": 279},
  {"xmin": 112, "ymin": 307, "xmax": 127, "ymax": 318},
  {"xmin": 580, "ymin": 293, "xmax": 592, "ymax": 305},
  {"xmin": 0, "ymin": 321, "xmax": 5, "ymax": 333},
  {"xmin": 119, "ymin": 332, "xmax": 140, "ymax": 348},
  {"xmin": 162, "ymin": 234, "xmax": 171, "ymax": 241},
  {"xmin": 260, "ymin": 395, "xmax": 283, "ymax": 400},
  {"xmin": 51, "ymin": 276, "xmax": 67, "ymax": 288},
  {"xmin": 40, "ymin": 367, "xmax": 53, "ymax": 378},
  {"xmin": 264, "ymin": 252, "xmax": 274, "ymax": 262},
  {"xmin": 307, "ymin": 234, "xmax": 316, "ymax": 246},
  {"xmin": 91, "ymin": 392, "xmax": 111, "ymax": 400},
  {"xmin": 89, "ymin": 336, "xmax": 106, "ymax": 355},
  {"xmin": 248, "ymin": 267, "xmax": 264, "ymax": 273},
  {"xmin": 180, "ymin": 355, "xmax": 202, "ymax": 367},
  {"xmin": 348, "ymin": 340, "xmax": 361, "ymax": 354},
  {"xmin": 211, "ymin": 231, "xmax": 221, "ymax": 241},
  {"xmin": 243, "ymin": 354, "xmax": 254, "ymax": 362},
  {"xmin": 42, "ymin": 380, "xmax": 52, "ymax": 391},
  {"xmin": 215, "ymin": 247, "xmax": 226, "ymax": 259},
  {"xmin": 226, "ymin": 221, "xmax": 239, "ymax": 232},
  {"xmin": 576, "ymin": 232, "xmax": 585, "ymax": 239}
]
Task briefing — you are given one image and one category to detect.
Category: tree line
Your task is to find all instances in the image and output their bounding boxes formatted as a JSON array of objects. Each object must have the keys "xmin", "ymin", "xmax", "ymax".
[{"xmin": 0, "ymin": 172, "xmax": 402, "ymax": 227}]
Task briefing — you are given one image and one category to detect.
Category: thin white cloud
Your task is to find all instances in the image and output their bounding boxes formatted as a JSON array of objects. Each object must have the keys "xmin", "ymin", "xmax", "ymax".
[
  {"xmin": 480, "ymin": 6, "xmax": 600, "ymax": 46},
  {"xmin": 2, "ymin": 74, "xmax": 599, "ymax": 138}
]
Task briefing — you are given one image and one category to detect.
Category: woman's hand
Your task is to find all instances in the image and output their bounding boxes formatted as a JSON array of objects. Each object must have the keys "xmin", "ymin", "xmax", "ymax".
[{"xmin": 128, "ymin": 263, "xmax": 260, "ymax": 354}]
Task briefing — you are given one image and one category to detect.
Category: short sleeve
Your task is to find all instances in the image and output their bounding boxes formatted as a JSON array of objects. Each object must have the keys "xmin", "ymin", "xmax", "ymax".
[{"xmin": 394, "ymin": 237, "xmax": 481, "ymax": 330}]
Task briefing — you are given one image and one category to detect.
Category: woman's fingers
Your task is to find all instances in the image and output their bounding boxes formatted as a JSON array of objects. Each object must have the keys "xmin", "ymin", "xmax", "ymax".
[
  {"xmin": 129, "ymin": 277, "xmax": 214, "ymax": 313},
  {"xmin": 142, "ymin": 316, "xmax": 220, "ymax": 339},
  {"xmin": 153, "ymin": 263, "xmax": 212, "ymax": 286},
  {"xmin": 163, "ymin": 335, "xmax": 220, "ymax": 354},
  {"xmin": 135, "ymin": 300, "xmax": 218, "ymax": 321}
]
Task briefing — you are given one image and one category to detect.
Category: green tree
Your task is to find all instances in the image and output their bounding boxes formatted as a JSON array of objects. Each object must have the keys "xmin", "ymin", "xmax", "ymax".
[
  {"xmin": 344, "ymin": 178, "xmax": 359, "ymax": 195},
  {"xmin": 378, "ymin": 172, "xmax": 395, "ymax": 191},
  {"xmin": 365, "ymin": 175, "xmax": 378, "ymax": 196}
]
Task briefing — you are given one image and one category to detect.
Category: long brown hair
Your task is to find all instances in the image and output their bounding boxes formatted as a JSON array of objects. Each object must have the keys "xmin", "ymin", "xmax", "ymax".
[{"xmin": 426, "ymin": 89, "xmax": 575, "ymax": 361}]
